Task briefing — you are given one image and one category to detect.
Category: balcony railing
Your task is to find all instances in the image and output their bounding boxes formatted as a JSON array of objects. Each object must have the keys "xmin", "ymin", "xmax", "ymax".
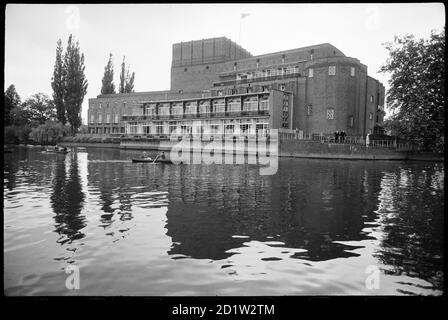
[{"xmin": 122, "ymin": 110, "xmax": 269, "ymax": 122}]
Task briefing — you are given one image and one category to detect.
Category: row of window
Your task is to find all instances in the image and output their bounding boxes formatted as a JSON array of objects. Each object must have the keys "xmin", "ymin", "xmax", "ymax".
[
  {"xmin": 308, "ymin": 66, "xmax": 356, "ymax": 78},
  {"xmin": 235, "ymin": 66, "xmax": 300, "ymax": 81},
  {"xmin": 145, "ymin": 100, "xmax": 270, "ymax": 116},
  {"xmin": 216, "ymin": 83, "xmax": 286, "ymax": 96},
  {"xmin": 90, "ymin": 113, "xmax": 120, "ymax": 124}
]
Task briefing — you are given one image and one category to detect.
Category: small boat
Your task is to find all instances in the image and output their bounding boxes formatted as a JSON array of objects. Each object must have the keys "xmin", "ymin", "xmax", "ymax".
[
  {"xmin": 132, "ymin": 158, "xmax": 172, "ymax": 164},
  {"xmin": 43, "ymin": 147, "xmax": 69, "ymax": 154}
]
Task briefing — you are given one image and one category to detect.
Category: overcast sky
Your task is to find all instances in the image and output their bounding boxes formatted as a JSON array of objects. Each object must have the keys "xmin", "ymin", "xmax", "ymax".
[{"xmin": 5, "ymin": 3, "xmax": 445, "ymax": 123}]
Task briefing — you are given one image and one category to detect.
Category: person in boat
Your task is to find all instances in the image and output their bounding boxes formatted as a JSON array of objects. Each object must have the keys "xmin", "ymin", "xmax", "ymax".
[
  {"xmin": 141, "ymin": 151, "xmax": 152, "ymax": 160},
  {"xmin": 160, "ymin": 151, "xmax": 165, "ymax": 160}
]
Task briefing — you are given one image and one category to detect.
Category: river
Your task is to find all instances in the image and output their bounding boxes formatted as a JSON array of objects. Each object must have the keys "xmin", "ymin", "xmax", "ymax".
[{"xmin": 3, "ymin": 146, "xmax": 444, "ymax": 295}]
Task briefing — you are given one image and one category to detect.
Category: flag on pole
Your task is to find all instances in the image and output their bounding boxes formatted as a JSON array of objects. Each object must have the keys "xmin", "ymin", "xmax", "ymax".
[{"xmin": 241, "ymin": 13, "xmax": 250, "ymax": 19}]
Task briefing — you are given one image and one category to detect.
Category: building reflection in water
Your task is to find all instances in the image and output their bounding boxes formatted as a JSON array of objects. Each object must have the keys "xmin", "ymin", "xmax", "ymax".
[
  {"xmin": 163, "ymin": 160, "xmax": 380, "ymax": 261},
  {"xmin": 50, "ymin": 152, "xmax": 86, "ymax": 245},
  {"xmin": 81, "ymin": 148, "xmax": 443, "ymax": 292}
]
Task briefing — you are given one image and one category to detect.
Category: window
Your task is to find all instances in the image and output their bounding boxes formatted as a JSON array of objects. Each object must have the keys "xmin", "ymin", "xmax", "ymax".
[
  {"xmin": 349, "ymin": 116, "xmax": 354, "ymax": 127},
  {"xmin": 327, "ymin": 108, "xmax": 335, "ymax": 120},
  {"xmin": 217, "ymin": 90, "xmax": 223, "ymax": 96},
  {"xmin": 308, "ymin": 68, "xmax": 314, "ymax": 78},
  {"xmin": 114, "ymin": 114, "xmax": 119, "ymax": 123},
  {"xmin": 98, "ymin": 114, "xmax": 102, "ymax": 124},
  {"xmin": 279, "ymin": 83, "xmax": 286, "ymax": 91},
  {"xmin": 350, "ymin": 67, "xmax": 355, "ymax": 77},
  {"xmin": 370, "ymin": 95, "xmax": 374, "ymax": 103},
  {"xmin": 369, "ymin": 112, "xmax": 373, "ymax": 120},
  {"xmin": 262, "ymin": 85, "xmax": 269, "ymax": 92},
  {"xmin": 307, "ymin": 105, "xmax": 313, "ymax": 116},
  {"xmin": 329, "ymin": 66, "xmax": 336, "ymax": 76},
  {"xmin": 259, "ymin": 98, "xmax": 269, "ymax": 111}
]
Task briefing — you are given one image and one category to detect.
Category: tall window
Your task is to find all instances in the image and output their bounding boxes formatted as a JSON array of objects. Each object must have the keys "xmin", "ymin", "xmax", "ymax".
[
  {"xmin": 370, "ymin": 95, "xmax": 374, "ymax": 103},
  {"xmin": 327, "ymin": 108, "xmax": 335, "ymax": 120},
  {"xmin": 98, "ymin": 114, "xmax": 102, "ymax": 124},
  {"xmin": 307, "ymin": 105, "xmax": 313, "ymax": 116},
  {"xmin": 308, "ymin": 68, "xmax": 314, "ymax": 78},
  {"xmin": 114, "ymin": 114, "xmax": 119, "ymax": 123},
  {"xmin": 369, "ymin": 112, "xmax": 373, "ymax": 120},
  {"xmin": 348, "ymin": 116, "xmax": 354, "ymax": 127},
  {"xmin": 329, "ymin": 66, "xmax": 336, "ymax": 76},
  {"xmin": 350, "ymin": 67, "xmax": 355, "ymax": 77},
  {"xmin": 90, "ymin": 113, "xmax": 95, "ymax": 123}
]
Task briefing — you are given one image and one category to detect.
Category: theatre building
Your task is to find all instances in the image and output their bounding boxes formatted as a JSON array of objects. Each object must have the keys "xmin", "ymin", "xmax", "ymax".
[{"xmin": 87, "ymin": 37, "xmax": 385, "ymax": 137}]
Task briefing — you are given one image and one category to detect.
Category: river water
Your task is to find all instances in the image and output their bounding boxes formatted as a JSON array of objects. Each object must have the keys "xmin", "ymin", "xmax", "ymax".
[{"xmin": 3, "ymin": 146, "xmax": 444, "ymax": 295}]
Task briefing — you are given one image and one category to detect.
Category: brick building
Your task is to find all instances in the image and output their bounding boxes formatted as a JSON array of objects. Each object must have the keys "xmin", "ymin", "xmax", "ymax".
[{"xmin": 87, "ymin": 37, "xmax": 385, "ymax": 137}]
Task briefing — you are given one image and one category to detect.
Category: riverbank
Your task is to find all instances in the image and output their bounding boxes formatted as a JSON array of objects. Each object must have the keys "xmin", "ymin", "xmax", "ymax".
[{"xmin": 58, "ymin": 140, "xmax": 444, "ymax": 162}]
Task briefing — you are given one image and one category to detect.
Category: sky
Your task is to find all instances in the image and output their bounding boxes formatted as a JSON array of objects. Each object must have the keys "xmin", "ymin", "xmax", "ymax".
[{"xmin": 4, "ymin": 3, "xmax": 445, "ymax": 123}]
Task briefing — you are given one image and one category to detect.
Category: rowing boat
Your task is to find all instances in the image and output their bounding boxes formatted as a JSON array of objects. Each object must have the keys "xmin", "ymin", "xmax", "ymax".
[{"xmin": 132, "ymin": 158, "xmax": 172, "ymax": 164}]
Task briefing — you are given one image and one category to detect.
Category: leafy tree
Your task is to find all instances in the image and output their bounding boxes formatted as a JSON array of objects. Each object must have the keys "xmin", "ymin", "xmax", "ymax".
[
  {"xmin": 4, "ymin": 84, "xmax": 21, "ymax": 126},
  {"xmin": 380, "ymin": 28, "xmax": 445, "ymax": 152},
  {"xmin": 64, "ymin": 34, "xmax": 88, "ymax": 135},
  {"xmin": 101, "ymin": 53, "xmax": 115, "ymax": 94},
  {"xmin": 119, "ymin": 56, "xmax": 135, "ymax": 93},
  {"xmin": 9, "ymin": 105, "xmax": 31, "ymax": 126},
  {"xmin": 23, "ymin": 93, "xmax": 56, "ymax": 125},
  {"xmin": 29, "ymin": 121, "xmax": 70, "ymax": 145},
  {"xmin": 51, "ymin": 39, "xmax": 66, "ymax": 124}
]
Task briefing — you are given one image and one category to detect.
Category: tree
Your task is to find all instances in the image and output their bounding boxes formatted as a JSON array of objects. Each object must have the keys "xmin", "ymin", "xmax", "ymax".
[
  {"xmin": 380, "ymin": 28, "xmax": 445, "ymax": 152},
  {"xmin": 23, "ymin": 93, "xmax": 57, "ymax": 125},
  {"xmin": 64, "ymin": 34, "xmax": 88, "ymax": 136},
  {"xmin": 101, "ymin": 53, "xmax": 115, "ymax": 94},
  {"xmin": 29, "ymin": 121, "xmax": 70, "ymax": 145},
  {"xmin": 4, "ymin": 84, "xmax": 21, "ymax": 126},
  {"xmin": 119, "ymin": 56, "xmax": 135, "ymax": 93},
  {"xmin": 51, "ymin": 39, "xmax": 66, "ymax": 124}
]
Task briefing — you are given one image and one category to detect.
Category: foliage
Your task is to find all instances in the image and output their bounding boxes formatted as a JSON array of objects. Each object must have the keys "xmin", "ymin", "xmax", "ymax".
[
  {"xmin": 119, "ymin": 56, "xmax": 135, "ymax": 93},
  {"xmin": 380, "ymin": 28, "xmax": 445, "ymax": 152},
  {"xmin": 64, "ymin": 34, "xmax": 88, "ymax": 136},
  {"xmin": 51, "ymin": 39, "xmax": 66, "ymax": 124},
  {"xmin": 4, "ymin": 84, "xmax": 21, "ymax": 126},
  {"xmin": 101, "ymin": 53, "xmax": 116, "ymax": 94},
  {"xmin": 29, "ymin": 121, "xmax": 70, "ymax": 145},
  {"xmin": 22, "ymin": 93, "xmax": 57, "ymax": 125},
  {"xmin": 4, "ymin": 125, "xmax": 32, "ymax": 145}
]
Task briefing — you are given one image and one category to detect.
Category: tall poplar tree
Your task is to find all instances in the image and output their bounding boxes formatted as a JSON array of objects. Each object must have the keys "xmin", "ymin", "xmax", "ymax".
[
  {"xmin": 64, "ymin": 34, "xmax": 88, "ymax": 135},
  {"xmin": 51, "ymin": 39, "xmax": 66, "ymax": 124},
  {"xmin": 101, "ymin": 53, "xmax": 115, "ymax": 94},
  {"xmin": 119, "ymin": 56, "xmax": 135, "ymax": 93}
]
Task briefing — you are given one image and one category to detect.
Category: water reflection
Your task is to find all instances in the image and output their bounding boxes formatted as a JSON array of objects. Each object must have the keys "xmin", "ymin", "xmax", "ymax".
[
  {"xmin": 50, "ymin": 153, "xmax": 86, "ymax": 244},
  {"xmin": 164, "ymin": 162, "xmax": 377, "ymax": 262},
  {"xmin": 3, "ymin": 147, "xmax": 444, "ymax": 295},
  {"xmin": 374, "ymin": 166, "xmax": 444, "ymax": 293}
]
